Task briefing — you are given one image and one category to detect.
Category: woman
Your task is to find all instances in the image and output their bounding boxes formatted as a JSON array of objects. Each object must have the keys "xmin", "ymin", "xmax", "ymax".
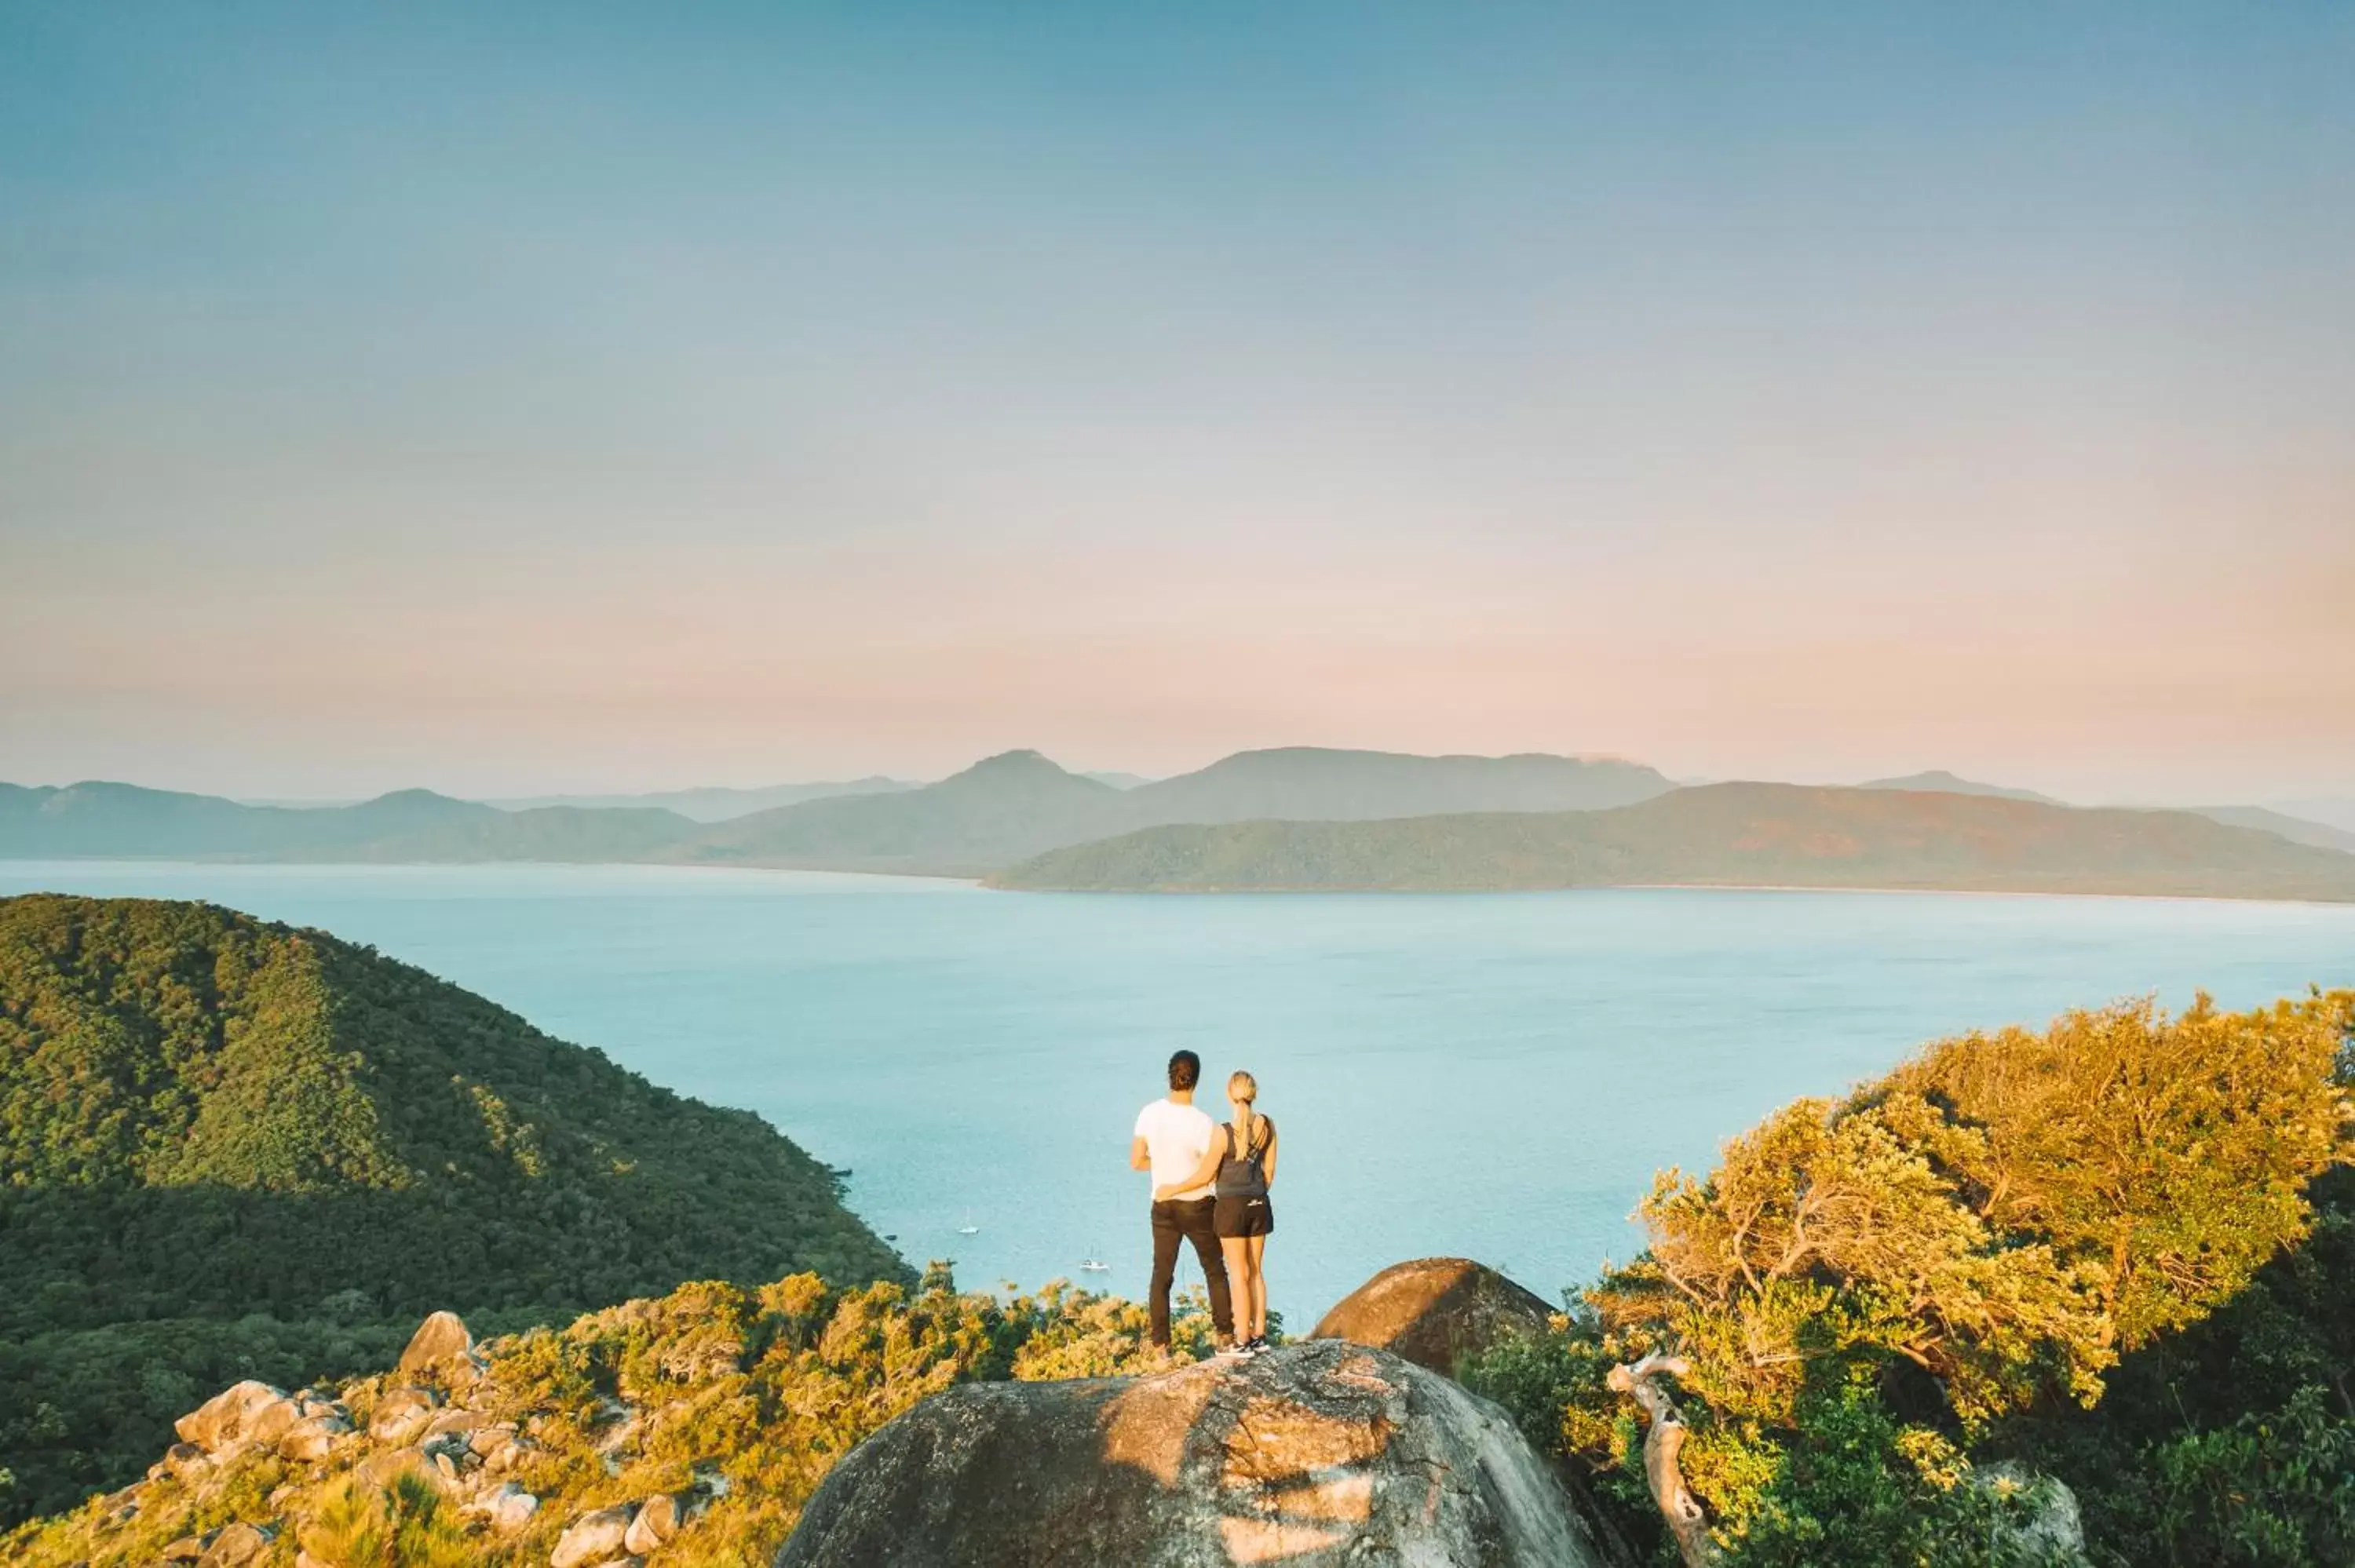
[{"xmin": 1156, "ymin": 1070, "xmax": 1277, "ymax": 1354}]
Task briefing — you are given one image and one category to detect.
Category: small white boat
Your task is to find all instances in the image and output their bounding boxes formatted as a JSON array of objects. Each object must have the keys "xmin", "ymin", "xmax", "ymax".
[
  {"xmin": 956, "ymin": 1209, "xmax": 980, "ymax": 1236},
  {"xmin": 1079, "ymin": 1255, "xmax": 1110, "ymax": 1273}
]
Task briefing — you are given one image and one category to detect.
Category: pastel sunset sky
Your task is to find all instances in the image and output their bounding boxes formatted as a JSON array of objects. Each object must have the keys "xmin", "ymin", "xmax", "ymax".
[{"xmin": 4, "ymin": 2, "xmax": 2350, "ymax": 801}]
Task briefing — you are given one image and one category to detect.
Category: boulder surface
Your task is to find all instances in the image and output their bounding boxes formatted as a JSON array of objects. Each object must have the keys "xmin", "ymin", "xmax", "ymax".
[
  {"xmin": 1310, "ymin": 1257, "xmax": 1555, "ymax": 1377},
  {"xmin": 396, "ymin": 1310, "xmax": 474, "ymax": 1378},
  {"xmin": 775, "ymin": 1339, "xmax": 1607, "ymax": 1567}
]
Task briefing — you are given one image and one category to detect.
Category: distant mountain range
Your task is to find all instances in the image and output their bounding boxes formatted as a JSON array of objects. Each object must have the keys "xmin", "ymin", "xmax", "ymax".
[
  {"xmin": 648, "ymin": 747, "xmax": 1684, "ymax": 876},
  {"xmin": 484, "ymin": 777, "xmax": 915, "ymax": 821},
  {"xmin": 6, "ymin": 754, "xmax": 2352, "ymax": 899},
  {"xmin": 0, "ymin": 782, "xmax": 699, "ymax": 862},
  {"xmin": 991, "ymin": 782, "xmax": 2355, "ymax": 901},
  {"xmin": 1859, "ymin": 771, "xmax": 2355, "ymax": 855},
  {"xmin": 0, "ymin": 748, "xmax": 1678, "ymax": 877},
  {"xmin": 1860, "ymin": 769, "xmax": 2061, "ymax": 805}
]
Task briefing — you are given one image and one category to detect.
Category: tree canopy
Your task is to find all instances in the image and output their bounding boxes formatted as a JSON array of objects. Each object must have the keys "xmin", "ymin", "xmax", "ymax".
[
  {"xmin": 0, "ymin": 894, "xmax": 908, "ymax": 1524},
  {"xmin": 1472, "ymin": 988, "xmax": 2355, "ymax": 1566}
]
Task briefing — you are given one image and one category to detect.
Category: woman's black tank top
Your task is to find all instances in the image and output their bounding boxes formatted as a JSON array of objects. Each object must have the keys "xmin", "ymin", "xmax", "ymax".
[{"xmin": 1214, "ymin": 1116, "xmax": 1272, "ymax": 1198}]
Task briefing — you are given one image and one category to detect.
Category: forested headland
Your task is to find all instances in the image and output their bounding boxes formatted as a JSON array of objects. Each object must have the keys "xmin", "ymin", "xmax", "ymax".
[
  {"xmin": 992, "ymin": 782, "xmax": 2355, "ymax": 901},
  {"xmin": 0, "ymin": 895, "xmax": 907, "ymax": 1526}
]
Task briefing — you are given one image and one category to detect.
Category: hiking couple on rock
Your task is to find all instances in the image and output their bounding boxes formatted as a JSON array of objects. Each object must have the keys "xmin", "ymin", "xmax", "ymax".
[{"xmin": 1129, "ymin": 1048, "xmax": 1278, "ymax": 1357}]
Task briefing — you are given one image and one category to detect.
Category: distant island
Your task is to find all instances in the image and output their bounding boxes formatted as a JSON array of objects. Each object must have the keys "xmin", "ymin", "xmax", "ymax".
[
  {"xmin": 6, "ymin": 749, "xmax": 2354, "ymax": 899},
  {"xmin": 988, "ymin": 782, "xmax": 2355, "ymax": 901}
]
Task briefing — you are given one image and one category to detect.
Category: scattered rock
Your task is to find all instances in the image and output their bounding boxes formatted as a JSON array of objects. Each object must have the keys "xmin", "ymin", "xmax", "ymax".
[
  {"xmin": 161, "ymin": 1533, "xmax": 211, "ymax": 1562},
  {"xmin": 424, "ymin": 1407, "xmax": 486, "ymax": 1439},
  {"xmin": 197, "ymin": 1521, "xmax": 275, "ymax": 1566},
  {"xmin": 353, "ymin": 1447, "xmax": 446, "ymax": 1494},
  {"xmin": 469, "ymin": 1421, "xmax": 519, "ymax": 1460},
  {"xmin": 175, "ymin": 1381, "xmax": 288, "ymax": 1452},
  {"xmin": 776, "ymin": 1339, "xmax": 1608, "ymax": 1567},
  {"xmin": 486, "ymin": 1431, "xmax": 542, "ymax": 1475},
  {"xmin": 1973, "ymin": 1461, "xmax": 2090, "ymax": 1564},
  {"xmin": 624, "ymin": 1493, "xmax": 683, "ymax": 1554},
  {"xmin": 551, "ymin": 1504, "xmax": 635, "ymax": 1568},
  {"xmin": 466, "ymin": 1481, "xmax": 542, "ymax": 1533},
  {"xmin": 1311, "ymin": 1256, "xmax": 1557, "ymax": 1378},
  {"xmin": 368, "ymin": 1386, "xmax": 441, "ymax": 1443},
  {"xmin": 278, "ymin": 1413, "xmax": 350, "ymax": 1463}
]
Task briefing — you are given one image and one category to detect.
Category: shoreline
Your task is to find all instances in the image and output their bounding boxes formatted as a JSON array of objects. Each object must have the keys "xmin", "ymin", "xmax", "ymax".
[{"xmin": 7, "ymin": 859, "xmax": 2355, "ymax": 910}]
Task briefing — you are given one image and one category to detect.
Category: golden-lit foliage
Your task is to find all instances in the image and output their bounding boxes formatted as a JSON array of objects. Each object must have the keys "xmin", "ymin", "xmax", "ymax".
[
  {"xmin": 0, "ymin": 1268, "xmax": 1221, "ymax": 1568},
  {"xmin": 1883, "ymin": 991, "xmax": 2351, "ymax": 1350},
  {"xmin": 1579, "ymin": 990, "xmax": 2353, "ymax": 1544}
]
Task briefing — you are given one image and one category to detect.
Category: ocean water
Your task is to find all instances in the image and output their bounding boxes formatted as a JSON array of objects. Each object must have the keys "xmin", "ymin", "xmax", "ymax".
[{"xmin": 5, "ymin": 860, "xmax": 2350, "ymax": 1324}]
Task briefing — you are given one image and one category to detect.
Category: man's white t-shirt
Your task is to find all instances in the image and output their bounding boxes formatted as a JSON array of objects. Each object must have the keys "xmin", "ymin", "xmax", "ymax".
[{"xmin": 1134, "ymin": 1097, "xmax": 1216, "ymax": 1202}]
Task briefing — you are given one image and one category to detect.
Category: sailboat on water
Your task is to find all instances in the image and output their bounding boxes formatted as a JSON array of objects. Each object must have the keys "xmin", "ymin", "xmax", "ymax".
[{"xmin": 956, "ymin": 1209, "xmax": 980, "ymax": 1236}]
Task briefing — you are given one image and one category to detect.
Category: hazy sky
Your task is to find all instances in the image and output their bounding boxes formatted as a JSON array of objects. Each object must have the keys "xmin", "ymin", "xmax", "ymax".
[{"xmin": 5, "ymin": 2, "xmax": 2350, "ymax": 801}]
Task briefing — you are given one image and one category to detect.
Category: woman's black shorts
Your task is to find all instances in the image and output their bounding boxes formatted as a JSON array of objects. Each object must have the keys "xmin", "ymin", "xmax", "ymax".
[{"xmin": 1214, "ymin": 1192, "xmax": 1274, "ymax": 1238}]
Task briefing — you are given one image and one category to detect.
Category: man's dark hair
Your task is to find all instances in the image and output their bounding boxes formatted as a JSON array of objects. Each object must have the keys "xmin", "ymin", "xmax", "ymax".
[{"xmin": 1168, "ymin": 1050, "xmax": 1201, "ymax": 1091}]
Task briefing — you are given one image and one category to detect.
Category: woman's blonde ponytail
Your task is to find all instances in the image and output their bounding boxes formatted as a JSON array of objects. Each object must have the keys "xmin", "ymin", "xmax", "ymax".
[{"xmin": 1229, "ymin": 1070, "xmax": 1259, "ymax": 1157}]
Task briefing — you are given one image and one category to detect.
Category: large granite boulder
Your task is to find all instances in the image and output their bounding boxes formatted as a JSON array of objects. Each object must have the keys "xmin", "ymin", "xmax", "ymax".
[
  {"xmin": 775, "ymin": 1339, "xmax": 1608, "ymax": 1567},
  {"xmin": 1310, "ymin": 1258, "xmax": 1556, "ymax": 1377},
  {"xmin": 174, "ymin": 1381, "xmax": 290, "ymax": 1453},
  {"xmin": 396, "ymin": 1311, "xmax": 474, "ymax": 1379}
]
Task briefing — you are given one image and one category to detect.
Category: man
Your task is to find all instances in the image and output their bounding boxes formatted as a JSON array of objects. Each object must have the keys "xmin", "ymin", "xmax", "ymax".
[{"xmin": 1130, "ymin": 1048, "xmax": 1236, "ymax": 1351}]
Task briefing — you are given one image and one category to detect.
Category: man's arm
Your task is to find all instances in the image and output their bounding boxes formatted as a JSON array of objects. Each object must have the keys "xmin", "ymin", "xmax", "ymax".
[
  {"xmin": 1130, "ymin": 1136, "xmax": 1152, "ymax": 1171},
  {"xmin": 1153, "ymin": 1128, "xmax": 1227, "ymax": 1201}
]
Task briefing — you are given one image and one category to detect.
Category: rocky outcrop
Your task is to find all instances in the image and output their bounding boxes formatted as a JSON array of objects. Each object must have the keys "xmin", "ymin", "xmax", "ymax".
[
  {"xmin": 1310, "ymin": 1257, "xmax": 1556, "ymax": 1377},
  {"xmin": 551, "ymin": 1504, "xmax": 634, "ymax": 1568},
  {"xmin": 368, "ymin": 1384, "xmax": 441, "ymax": 1442},
  {"xmin": 626, "ymin": 1493, "xmax": 685, "ymax": 1554},
  {"xmin": 167, "ymin": 1380, "xmax": 355, "ymax": 1471},
  {"xmin": 466, "ymin": 1480, "xmax": 542, "ymax": 1533},
  {"xmin": 398, "ymin": 1309, "xmax": 478, "ymax": 1380},
  {"xmin": 775, "ymin": 1338, "xmax": 1608, "ymax": 1567},
  {"xmin": 174, "ymin": 1381, "xmax": 289, "ymax": 1451},
  {"xmin": 196, "ymin": 1521, "xmax": 275, "ymax": 1566}
]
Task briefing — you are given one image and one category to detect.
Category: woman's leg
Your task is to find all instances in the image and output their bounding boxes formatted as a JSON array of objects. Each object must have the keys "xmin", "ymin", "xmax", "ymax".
[
  {"xmin": 1219, "ymin": 1237, "xmax": 1252, "ymax": 1343},
  {"xmin": 1246, "ymin": 1234, "xmax": 1269, "ymax": 1340}
]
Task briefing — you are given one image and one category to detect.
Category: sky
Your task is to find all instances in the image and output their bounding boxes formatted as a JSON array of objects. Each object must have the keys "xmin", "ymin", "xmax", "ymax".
[{"xmin": 3, "ymin": 2, "xmax": 2350, "ymax": 804}]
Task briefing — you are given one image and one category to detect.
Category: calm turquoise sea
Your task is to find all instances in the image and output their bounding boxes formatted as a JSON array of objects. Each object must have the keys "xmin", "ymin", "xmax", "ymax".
[{"xmin": 5, "ymin": 861, "xmax": 2350, "ymax": 1324}]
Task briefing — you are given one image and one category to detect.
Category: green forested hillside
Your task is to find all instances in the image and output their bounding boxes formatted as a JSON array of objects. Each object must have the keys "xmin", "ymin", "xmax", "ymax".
[
  {"xmin": 0, "ymin": 895, "xmax": 906, "ymax": 1524},
  {"xmin": 992, "ymin": 781, "xmax": 2355, "ymax": 900}
]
